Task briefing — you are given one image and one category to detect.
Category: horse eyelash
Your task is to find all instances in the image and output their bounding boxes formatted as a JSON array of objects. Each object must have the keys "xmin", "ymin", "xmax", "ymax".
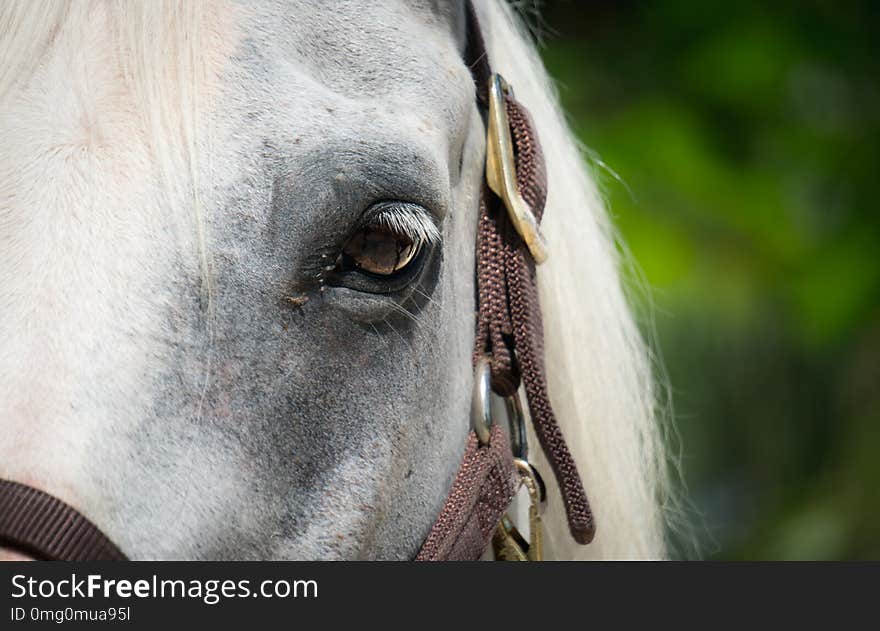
[{"xmin": 368, "ymin": 202, "xmax": 440, "ymax": 245}]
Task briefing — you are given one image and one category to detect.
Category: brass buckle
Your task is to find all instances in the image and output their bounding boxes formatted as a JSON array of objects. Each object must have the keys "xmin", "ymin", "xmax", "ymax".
[
  {"xmin": 492, "ymin": 460, "xmax": 545, "ymax": 561},
  {"xmin": 485, "ymin": 73, "xmax": 549, "ymax": 264}
]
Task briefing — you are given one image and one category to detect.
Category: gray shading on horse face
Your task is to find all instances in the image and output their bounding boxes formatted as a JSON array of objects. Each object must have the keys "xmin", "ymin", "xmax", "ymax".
[{"xmin": 102, "ymin": 1, "xmax": 482, "ymax": 559}]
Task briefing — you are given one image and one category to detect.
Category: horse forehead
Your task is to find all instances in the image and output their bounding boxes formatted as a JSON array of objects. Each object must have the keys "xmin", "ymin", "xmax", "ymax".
[
  {"xmin": 239, "ymin": 1, "xmax": 469, "ymax": 122},
  {"xmin": 203, "ymin": 1, "xmax": 473, "ymax": 247}
]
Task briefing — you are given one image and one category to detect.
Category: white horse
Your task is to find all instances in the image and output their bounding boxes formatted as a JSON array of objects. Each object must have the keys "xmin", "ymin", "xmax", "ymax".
[{"xmin": 0, "ymin": 0, "xmax": 669, "ymax": 560}]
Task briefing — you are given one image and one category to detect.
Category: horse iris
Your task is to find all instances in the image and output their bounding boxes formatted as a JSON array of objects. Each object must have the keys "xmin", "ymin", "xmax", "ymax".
[{"xmin": 340, "ymin": 224, "xmax": 420, "ymax": 276}]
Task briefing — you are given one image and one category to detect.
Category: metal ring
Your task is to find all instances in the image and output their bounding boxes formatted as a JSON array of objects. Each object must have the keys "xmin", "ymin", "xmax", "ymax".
[
  {"xmin": 514, "ymin": 458, "xmax": 547, "ymax": 505},
  {"xmin": 471, "ymin": 357, "xmax": 533, "ymax": 457},
  {"xmin": 504, "ymin": 390, "xmax": 528, "ymax": 460},
  {"xmin": 471, "ymin": 356, "xmax": 493, "ymax": 445}
]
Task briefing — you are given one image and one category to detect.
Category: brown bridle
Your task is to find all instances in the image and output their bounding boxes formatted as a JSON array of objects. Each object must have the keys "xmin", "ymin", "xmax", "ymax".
[
  {"xmin": 415, "ymin": 2, "xmax": 594, "ymax": 560},
  {"xmin": 0, "ymin": 1, "xmax": 593, "ymax": 562},
  {"xmin": 0, "ymin": 480, "xmax": 126, "ymax": 561}
]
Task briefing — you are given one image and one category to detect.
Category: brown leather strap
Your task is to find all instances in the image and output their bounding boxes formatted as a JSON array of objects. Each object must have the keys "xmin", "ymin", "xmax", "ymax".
[
  {"xmin": 0, "ymin": 479, "xmax": 127, "ymax": 561},
  {"xmin": 415, "ymin": 425, "xmax": 518, "ymax": 561}
]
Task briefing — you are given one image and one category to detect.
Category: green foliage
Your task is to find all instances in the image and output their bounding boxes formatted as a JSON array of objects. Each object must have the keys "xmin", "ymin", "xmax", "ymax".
[{"xmin": 538, "ymin": 0, "xmax": 880, "ymax": 559}]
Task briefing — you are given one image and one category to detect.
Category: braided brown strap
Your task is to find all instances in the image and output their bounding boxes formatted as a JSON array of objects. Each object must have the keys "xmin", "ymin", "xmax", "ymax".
[
  {"xmin": 416, "ymin": 1, "xmax": 594, "ymax": 559},
  {"xmin": 473, "ymin": 96, "xmax": 595, "ymax": 545},
  {"xmin": 0, "ymin": 479, "xmax": 127, "ymax": 561},
  {"xmin": 415, "ymin": 425, "xmax": 519, "ymax": 561}
]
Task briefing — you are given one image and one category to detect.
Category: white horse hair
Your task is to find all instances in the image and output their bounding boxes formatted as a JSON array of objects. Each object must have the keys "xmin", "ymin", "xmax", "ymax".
[
  {"xmin": 0, "ymin": 0, "xmax": 670, "ymax": 559},
  {"xmin": 479, "ymin": 2, "xmax": 670, "ymax": 558}
]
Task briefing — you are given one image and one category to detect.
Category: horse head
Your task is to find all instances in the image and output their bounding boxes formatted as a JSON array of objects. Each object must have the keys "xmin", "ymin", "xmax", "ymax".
[{"xmin": 0, "ymin": 0, "xmax": 668, "ymax": 560}]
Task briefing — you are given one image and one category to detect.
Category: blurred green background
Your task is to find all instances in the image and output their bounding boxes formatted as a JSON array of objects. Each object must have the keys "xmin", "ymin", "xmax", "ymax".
[{"xmin": 535, "ymin": 0, "xmax": 880, "ymax": 559}]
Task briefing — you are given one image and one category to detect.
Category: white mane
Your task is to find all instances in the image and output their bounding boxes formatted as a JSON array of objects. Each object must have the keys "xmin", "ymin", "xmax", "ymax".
[
  {"xmin": 0, "ymin": 0, "xmax": 672, "ymax": 559},
  {"xmin": 477, "ymin": 1, "xmax": 671, "ymax": 558}
]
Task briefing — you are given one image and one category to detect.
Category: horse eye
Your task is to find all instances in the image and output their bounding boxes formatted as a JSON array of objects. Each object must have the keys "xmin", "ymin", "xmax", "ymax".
[
  {"xmin": 326, "ymin": 201, "xmax": 438, "ymax": 294},
  {"xmin": 338, "ymin": 224, "xmax": 421, "ymax": 277}
]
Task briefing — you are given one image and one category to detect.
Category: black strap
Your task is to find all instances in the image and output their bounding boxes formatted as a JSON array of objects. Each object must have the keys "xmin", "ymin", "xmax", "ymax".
[{"xmin": 463, "ymin": 0, "xmax": 492, "ymax": 106}]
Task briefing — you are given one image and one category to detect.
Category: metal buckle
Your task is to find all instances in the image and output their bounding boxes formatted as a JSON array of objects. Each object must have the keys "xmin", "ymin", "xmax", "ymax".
[
  {"xmin": 492, "ymin": 461, "xmax": 545, "ymax": 561},
  {"xmin": 485, "ymin": 73, "xmax": 549, "ymax": 264},
  {"xmin": 471, "ymin": 358, "xmax": 544, "ymax": 495},
  {"xmin": 471, "ymin": 357, "xmax": 546, "ymax": 561}
]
